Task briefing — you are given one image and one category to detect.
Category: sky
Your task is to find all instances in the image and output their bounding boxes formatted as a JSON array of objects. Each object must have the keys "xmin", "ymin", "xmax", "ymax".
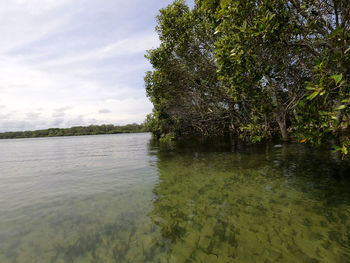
[{"xmin": 0, "ymin": 0, "xmax": 190, "ymax": 132}]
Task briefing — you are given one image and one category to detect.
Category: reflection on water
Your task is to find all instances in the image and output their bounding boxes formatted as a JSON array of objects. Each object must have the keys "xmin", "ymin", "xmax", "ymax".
[
  {"xmin": 1, "ymin": 134, "xmax": 350, "ymax": 262},
  {"xmin": 151, "ymin": 142, "xmax": 350, "ymax": 262}
]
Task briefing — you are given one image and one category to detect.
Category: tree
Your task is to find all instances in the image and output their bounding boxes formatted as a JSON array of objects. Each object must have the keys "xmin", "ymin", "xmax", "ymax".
[
  {"xmin": 291, "ymin": 0, "xmax": 350, "ymax": 153},
  {"xmin": 145, "ymin": 0, "xmax": 237, "ymax": 139},
  {"xmin": 145, "ymin": 0, "xmax": 350, "ymax": 152}
]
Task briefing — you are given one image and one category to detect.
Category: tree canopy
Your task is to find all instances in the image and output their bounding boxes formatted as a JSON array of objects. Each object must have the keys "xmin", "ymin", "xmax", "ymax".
[{"xmin": 145, "ymin": 0, "xmax": 350, "ymax": 153}]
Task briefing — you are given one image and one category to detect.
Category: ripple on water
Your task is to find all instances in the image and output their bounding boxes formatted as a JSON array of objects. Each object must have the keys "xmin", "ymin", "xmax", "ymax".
[{"xmin": 1, "ymin": 134, "xmax": 350, "ymax": 262}]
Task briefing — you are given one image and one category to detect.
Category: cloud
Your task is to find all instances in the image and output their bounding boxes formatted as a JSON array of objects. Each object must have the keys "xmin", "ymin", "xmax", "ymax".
[
  {"xmin": 38, "ymin": 33, "xmax": 159, "ymax": 68},
  {"xmin": 6, "ymin": 0, "xmax": 71, "ymax": 13},
  {"xmin": 26, "ymin": 112, "xmax": 41, "ymax": 119},
  {"xmin": 99, "ymin": 109, "xmax": 111, "ymax": 114},
  {"xmin": 0, "ymin": 0, "xmax": 179, "ymax": 132},
  {"xmin": 52, "ymin": 107, "xmax": 71, "ymax": 118}
]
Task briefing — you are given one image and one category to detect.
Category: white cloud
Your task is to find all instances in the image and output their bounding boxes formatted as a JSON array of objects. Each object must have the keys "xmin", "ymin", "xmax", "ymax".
[
  {"xmin": 38, "ymin": 32, "xmax": 159, "ymax": 68},
  {"xmin": 0, "ymin": 3, "xmax": 71, "ymax": 53},
  {"xmin": 99, "ymin": 109, "xmax": 111, "ymax": 114},
  {"xmin": 0, "ymin": 0, "xmax": 176, "ymax": 132},
  {"xmin": 7, "ymin": 0, "xmax": 71, "ymax": 12}
]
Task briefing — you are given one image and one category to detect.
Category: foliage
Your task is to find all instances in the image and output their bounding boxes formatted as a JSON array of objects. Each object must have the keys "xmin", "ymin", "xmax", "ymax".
[
  {"xmin": 145, "ymin": 0, "xmax": 235, "ymax": 139},
  {"xmin": 0, "ymin": 124, "xmax": 146, "ymax": 139},
  {"xmin": 290, "ymin": 1, "xmax": 350, "ymax": 153},
  {"xmin": 215, "ymin": 0, "xmax": 313, "ymax": 141},
  {"xmin": 145, "ymin": 0, "xmax": 350, "ymax": 153}
]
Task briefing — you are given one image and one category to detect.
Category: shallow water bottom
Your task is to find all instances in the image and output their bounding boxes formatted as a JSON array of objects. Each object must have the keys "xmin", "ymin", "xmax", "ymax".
[{"xmin": 1, "ymin": 134, "xmax": 350, "ymax": 262}]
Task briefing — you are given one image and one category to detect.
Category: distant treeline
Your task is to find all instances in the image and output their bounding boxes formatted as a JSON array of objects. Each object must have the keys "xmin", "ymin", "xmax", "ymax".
[{"xmin": 0, "ymin": 124, "xmax": 146, "ymax": 139}]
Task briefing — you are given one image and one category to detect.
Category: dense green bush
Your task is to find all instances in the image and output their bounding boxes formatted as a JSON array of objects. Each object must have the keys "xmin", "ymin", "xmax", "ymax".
[{"xmin": 145, "ymin": 0, "xmax": 350, "ymax": 153}]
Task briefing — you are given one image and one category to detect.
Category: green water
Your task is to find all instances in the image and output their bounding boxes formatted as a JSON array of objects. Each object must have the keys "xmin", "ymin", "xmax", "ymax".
[{"xmin": 1, "ymin": 134, "xmax": 350, "ymax": 262}]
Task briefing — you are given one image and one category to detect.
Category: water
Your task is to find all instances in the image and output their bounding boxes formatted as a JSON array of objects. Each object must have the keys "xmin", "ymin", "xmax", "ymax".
[{"xmin": 1, "ymin": 133, "xmax": 350, "ymax": 262}]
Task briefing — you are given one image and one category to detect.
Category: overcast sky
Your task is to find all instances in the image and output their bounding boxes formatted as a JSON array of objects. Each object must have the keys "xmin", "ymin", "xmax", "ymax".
[{"xmin": 0, "ymin": 0, "xmax": 188, "ymax": 132}]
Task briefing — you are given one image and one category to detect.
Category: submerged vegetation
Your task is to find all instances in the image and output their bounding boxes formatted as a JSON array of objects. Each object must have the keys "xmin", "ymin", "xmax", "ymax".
[
  {"xmin": 144, "ymin": 0, "xmax": 350, "ymax": 153},
  {"xmin": 2, "ymin": 135, "xmax": 350, "ymax": 262},
  {"xmin": 0, "ymin": 123, "xmax": 146, "ymax": 139}
]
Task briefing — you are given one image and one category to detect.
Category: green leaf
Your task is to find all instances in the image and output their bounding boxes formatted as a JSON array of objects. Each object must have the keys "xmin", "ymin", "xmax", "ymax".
[
  {"xmin": 336, "ymin": 105, "xmax": 346, "ymax": 110},
  {"xmin": 339, "ymin": 80, "xmax": 345, "ymax": 87},
  {"xmin": 333, "ymin": 145, "xmax": 341, "ymax": 152},
  {"xmin": 307, "ymin": 91, "xmax": 319, "ymax": 100},
  {"xmin": 306, "ymin": 84, "xmax": 315, "ymax": 91},
  {"xmin": 331, "ymin": 74, "xmax": 343, "ymax": 85},
  {"xmin": 342, "ymin": 145, "xmax": 348, "ymax": 155}
]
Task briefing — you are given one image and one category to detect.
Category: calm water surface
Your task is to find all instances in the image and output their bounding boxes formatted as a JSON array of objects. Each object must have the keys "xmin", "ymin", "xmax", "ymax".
[{"xmin": 1, "ymin": 133, "xmax": 350, "ymax": 262}]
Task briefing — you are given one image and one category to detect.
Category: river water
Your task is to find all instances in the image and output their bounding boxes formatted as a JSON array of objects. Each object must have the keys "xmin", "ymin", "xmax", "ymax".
[{"xmin": 0, "ymin": 133, "xmax": 350, "ymax": 262}]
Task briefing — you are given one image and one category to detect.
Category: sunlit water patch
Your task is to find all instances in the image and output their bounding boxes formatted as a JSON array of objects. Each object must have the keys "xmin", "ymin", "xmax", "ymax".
[{"xmin": 1, "ymin": 134, "xmax": 350, "ymax": 262}]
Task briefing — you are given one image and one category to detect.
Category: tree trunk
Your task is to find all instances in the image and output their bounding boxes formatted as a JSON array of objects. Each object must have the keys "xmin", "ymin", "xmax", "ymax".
[{"xmin": 276, "ymin": 113, "xmax": 288, "ymax": 141}]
